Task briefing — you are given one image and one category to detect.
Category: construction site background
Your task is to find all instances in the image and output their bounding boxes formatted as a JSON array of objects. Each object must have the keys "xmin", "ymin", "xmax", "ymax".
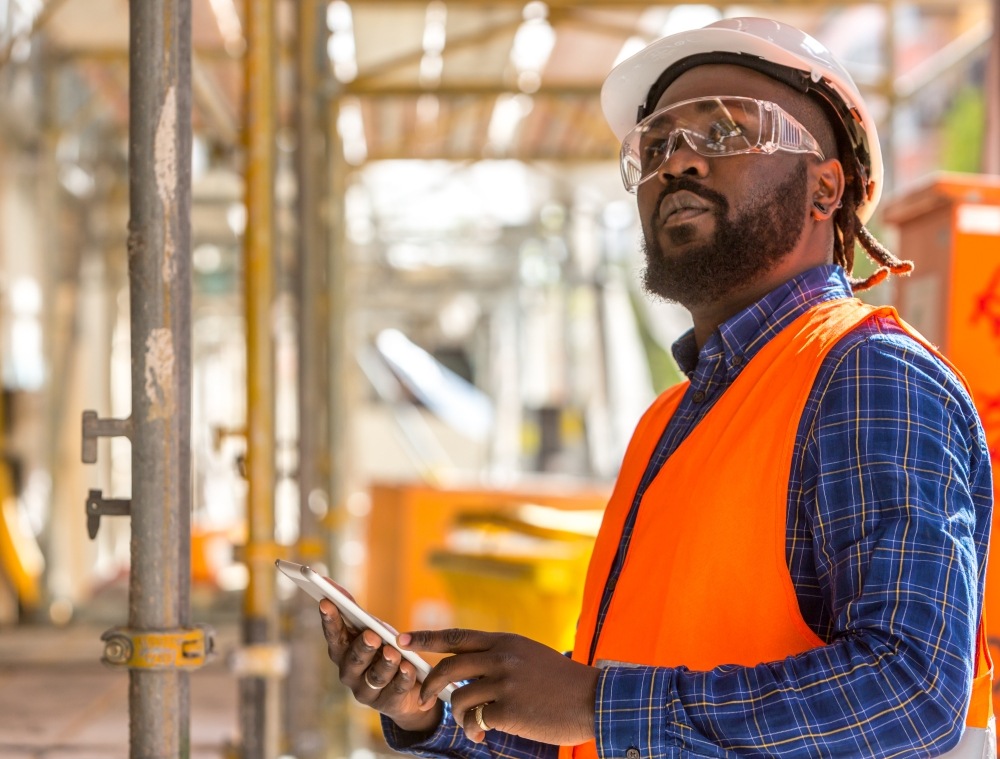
[{"xmin": 0, "ymin": 1, "xmax": 998, "ymax": 758}]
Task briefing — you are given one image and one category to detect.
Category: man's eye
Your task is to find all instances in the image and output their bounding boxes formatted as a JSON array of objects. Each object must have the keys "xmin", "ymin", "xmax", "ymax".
[
  {"xmin": 706, "ymin": 120, "xmax": 743, "ymax": 147},
  {"xmin": 641, "ymin": 140, "xmax": 668, "ymax": 163}
]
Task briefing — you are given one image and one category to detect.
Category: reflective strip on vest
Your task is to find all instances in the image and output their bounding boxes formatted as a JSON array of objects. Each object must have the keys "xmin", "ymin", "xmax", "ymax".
[{"xmin": 560, "ymin": 298, "xmax": 993, "ymax": 759}]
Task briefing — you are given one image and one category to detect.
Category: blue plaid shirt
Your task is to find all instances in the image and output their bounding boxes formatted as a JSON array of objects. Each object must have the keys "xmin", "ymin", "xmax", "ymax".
[{"xmin": 384, "ymin": 265, "xmax": 993, "ymax": 757}]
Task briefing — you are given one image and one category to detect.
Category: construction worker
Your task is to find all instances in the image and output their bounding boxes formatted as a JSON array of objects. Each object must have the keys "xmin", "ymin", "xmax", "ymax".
[{"xmin": 320, "ymin": 17, "xmax": 994, "ymax": 757}]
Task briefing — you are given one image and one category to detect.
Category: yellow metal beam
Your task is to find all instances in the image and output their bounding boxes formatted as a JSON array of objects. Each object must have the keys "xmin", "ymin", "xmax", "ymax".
[
  {"xmin": 242, "ymin": 0, "xmax": 277, "ymax": 635},
  {"xmin": 348, "ymin": 13, "xmax": 524, "ymax": 88},
  {"xmin": 55, "ymin": 47, "xmax": 236, "ymax": 63},
  {"xmin": 343, "ymin": 0, "xmax": 959, "ymax": 6},
  {"xmin": 346, "ymin": 83, "xmax": 599, "ymax": 96},
  {"xmin": 240, "ymin": 0, "xmax": 279, "ymax": 755},
  {"xmin": 363, "ymin": 147, "xmax": 617, "ymax": 161}
]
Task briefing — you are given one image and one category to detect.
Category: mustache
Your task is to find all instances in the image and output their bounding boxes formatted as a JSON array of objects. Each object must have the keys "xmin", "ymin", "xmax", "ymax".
[{"xmin": 655, "ymin": 178, "xmax": 729, "ymax": 221}]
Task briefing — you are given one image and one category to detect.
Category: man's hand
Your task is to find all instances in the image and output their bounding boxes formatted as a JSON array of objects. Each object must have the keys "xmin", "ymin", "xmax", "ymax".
[
  {"xmin": 401, "ymin": 629, "xmax": 599, "ymax": 745},
  {"xmin": 319, "ymin": 598, "xmax": 442, "ymax": 734}
]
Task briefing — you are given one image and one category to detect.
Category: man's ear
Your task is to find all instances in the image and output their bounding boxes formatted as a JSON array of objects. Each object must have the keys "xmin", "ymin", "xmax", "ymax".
[{"xmin": 809, "ymin": 158, "xmax": 845, "ymax": 221}]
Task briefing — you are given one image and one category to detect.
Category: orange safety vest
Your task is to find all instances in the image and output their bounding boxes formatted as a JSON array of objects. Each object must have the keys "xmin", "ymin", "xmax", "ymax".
[{"xmin": 562, "ymin": 298, "xmax": 993, "ymax": 759}]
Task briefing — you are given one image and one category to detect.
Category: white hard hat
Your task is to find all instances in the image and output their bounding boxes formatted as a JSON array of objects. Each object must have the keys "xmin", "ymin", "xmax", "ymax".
[{"xmin": 602, "ymin": 17, "xmax": 883, "ymax": 223}]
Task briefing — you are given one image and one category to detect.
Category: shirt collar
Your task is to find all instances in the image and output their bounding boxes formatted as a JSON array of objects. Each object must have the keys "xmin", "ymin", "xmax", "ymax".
[{"xmin": 671, "ymin": 265, "xmax": 854, "ymax": 378}]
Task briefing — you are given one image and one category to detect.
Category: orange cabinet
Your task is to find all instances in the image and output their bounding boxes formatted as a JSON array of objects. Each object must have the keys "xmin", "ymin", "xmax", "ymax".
[
  {"xmin": 884, "ymin": 172, "xmax": 1000, "ymax": 712},
  {"xmin": 363, "ymin": 480, "xmax": 609, "ymax": 640}
]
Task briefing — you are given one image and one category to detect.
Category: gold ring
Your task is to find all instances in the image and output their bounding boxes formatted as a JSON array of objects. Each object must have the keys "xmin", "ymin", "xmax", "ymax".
[
  {"xmin": 363, "ymin": 668, "xmax": 382, "ymax": 690},
  {"xmin": 474, "ymin": 703, "xmax": 492, "ymax": 732}
]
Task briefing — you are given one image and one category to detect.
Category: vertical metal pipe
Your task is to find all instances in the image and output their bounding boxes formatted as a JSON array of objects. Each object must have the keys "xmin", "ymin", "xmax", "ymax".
[
  {"xmin": 324, "ymin": 93, "xmax": 354, "ymax": 759},
  {"xmin": 126, "ymin": 1, "xmax": 192, "ymax": 757},
  {"xmin": 327, "ymin": 99, "xmax": 350, "ymax": 568},
  {"xmin": 986, "ymin": 0, "xmax": 1000, "ymax": 174},
  {"xmin": 241, "ymin": 0, "xmax": 278, "ymax": 756},
  {"xmin": 882, "ymin": 0, "xmax": 898, "ymax": 193},
  {"xmin": 285, "ymin": 1, "xmax": 330, "ymax": 756},
  {"xmin": 295, "ymin": 0, "xmax": 327, "ymax": 572},
  {"xmin": 325, "ymin": 100, "xmax": 352, "ymax": 536}
]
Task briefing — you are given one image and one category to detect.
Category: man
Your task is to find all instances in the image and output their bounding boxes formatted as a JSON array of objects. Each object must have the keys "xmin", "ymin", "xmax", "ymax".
[{"xmin": 320, "ymin": 17, "xmax": 994, "ymax": 757}]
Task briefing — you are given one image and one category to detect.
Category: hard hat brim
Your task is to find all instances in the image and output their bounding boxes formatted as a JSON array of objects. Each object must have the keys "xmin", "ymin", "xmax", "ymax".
[{"xmin": 601, "ymin": 24, "xmax": 882, "ymax": 222}]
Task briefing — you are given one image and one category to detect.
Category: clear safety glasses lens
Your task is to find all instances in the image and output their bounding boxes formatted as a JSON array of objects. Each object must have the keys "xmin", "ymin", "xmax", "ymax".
[{"xmin": 619, "ymin": 96, "xmax": 826, "ymax": 193}]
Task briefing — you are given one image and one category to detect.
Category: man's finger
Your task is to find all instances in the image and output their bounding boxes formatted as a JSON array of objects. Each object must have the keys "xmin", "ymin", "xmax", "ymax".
[
  {"xmin": 366, "ymin": 645, "xmax": 402, "ymax": 693},
  {"xmin": 319, "ymin": 598, "xmax": 338, "ymax": 621},
  {"xmin": 461, "ymin": 701, "xmax": 498, "ymax": 745},
  {"xmin": 444, "ymin": 678, "xmax": 495, "ymax": 729},
  {"xmin": 400, "ymin": 628, "xmax": 496, "ymax": 654},
  {"xmin": 418, "ymin": 652, "xmax": 496, "ymax": 706},
  {"xmin": 342, "ymin": 630, "xmax": 384, "ymax": 704},
  {"xmin": 319, "ymin": 600, "xmax": 351, "ymax": 657},
  {"xmin": 385, "ymin": 659, "xmax": 418, "ymax": 698}
]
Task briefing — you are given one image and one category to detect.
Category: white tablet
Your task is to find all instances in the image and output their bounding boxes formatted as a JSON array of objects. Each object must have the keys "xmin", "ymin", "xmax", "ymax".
[{"xmin": 275, "ymin": 559, "xmax": 456, "ymax": 703}]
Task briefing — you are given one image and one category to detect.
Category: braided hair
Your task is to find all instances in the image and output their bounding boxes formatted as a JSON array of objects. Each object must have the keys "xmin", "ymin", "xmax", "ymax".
[{"xmin": 833, "ymin": 134, "xmax": 913, "ymax": 291}]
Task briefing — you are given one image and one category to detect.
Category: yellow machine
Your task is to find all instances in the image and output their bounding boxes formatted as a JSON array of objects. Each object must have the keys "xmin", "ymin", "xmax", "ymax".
[{"xmin": 0, "ymin": 458, "xmax": 42, "ymax": 613}]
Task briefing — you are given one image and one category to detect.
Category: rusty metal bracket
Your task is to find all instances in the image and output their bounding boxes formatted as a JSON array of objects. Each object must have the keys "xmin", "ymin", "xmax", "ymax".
[
  {"xmin": 210, "ymin": 425, "xmax": 247, "ymax": 451},
  {"xmin": 81, "ymin": 410, "xmax": 132, "ymax": 464},
  {"xmin": 85, "ymin": 490, "xmax": 131, "ymax": 540},
  {"xmin": 101, "ymin": 625, "xmax": 215, "ymax": 670}
]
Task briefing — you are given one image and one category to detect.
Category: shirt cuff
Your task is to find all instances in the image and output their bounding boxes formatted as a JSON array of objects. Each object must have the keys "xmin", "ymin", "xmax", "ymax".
[
  {"xmin": 594, "ymin": 665, "xmax": 678, "ymax": 759},
  {"xmin": 381, "ymin": 702, "xmax": 467, "ymax": 755}
]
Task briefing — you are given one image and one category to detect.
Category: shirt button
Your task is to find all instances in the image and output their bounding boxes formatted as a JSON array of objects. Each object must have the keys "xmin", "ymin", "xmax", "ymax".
[
  {"xmin": 626, "ymin": 748, "xmax": 640, "ymax": 759},
  {"xmin": 692, "ymin": 390, "xmax": 706, "ymax": 403},
  {"xmin": 732, "ymin": 355, "xmax": 744, "ymax": 367}
]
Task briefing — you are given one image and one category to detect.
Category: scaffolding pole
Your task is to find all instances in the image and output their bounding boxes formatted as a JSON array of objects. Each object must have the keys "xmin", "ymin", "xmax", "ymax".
[
  {"xmin": 327, "ymin": 94, "xmax": 357, "ymax": 756},
  {"xmin": 126, "ymin": 0, "xmax": 193, "ymax": 756},
  {"xmin": 987, "ymin": 0, "xmax": 1000, "ymax": 174},
  {"xmin": 239, "ymin": 0, "xmax": 280, "ymax": 756},
  {"xmin": 285, "ymin": 0, "xmax": 331, "ymax": 755}
]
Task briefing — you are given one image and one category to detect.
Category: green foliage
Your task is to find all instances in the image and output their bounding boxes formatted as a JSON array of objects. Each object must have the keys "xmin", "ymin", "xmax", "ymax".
[
  {"xmin": 628, "ymin": 289, "xmax": 684, "ymax": 392},
  {"xmin": 942, "ymin": 85, "xmax": 985, "ymax": 173}
]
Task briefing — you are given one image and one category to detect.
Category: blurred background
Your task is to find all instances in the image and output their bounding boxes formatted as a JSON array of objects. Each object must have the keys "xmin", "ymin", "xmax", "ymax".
[{"xmin": 0, "ymin": 1, "xmax": 997, "ymax": 758}]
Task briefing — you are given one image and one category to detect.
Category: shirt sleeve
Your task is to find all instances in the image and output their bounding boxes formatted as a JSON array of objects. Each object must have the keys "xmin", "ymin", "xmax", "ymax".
[
  {"xmin": 592, "ymin": 327, "xmax": 991, "ymax": 758},
  {"xmin": 381, "ymin": 704, "xmax": 558, "ymax": 759}
]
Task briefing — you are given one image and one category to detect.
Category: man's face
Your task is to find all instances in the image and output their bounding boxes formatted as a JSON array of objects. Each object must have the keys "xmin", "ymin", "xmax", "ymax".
[{"xmin": 636, "ymin": 65, "xmax": 814, "ymax": 309}]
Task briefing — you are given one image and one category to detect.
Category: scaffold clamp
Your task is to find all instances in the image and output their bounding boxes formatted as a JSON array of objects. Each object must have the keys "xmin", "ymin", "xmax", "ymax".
[
  {"xmin": 81, "ymin": 410, "xmax": 132, "ymax": 464},
  {"xmin": 85, "ymin": 490, "xmax": 132, "ymax": 540},
  {"xmin": 101, "ymin": 625, "xmax": 215, "ymax": 670}
]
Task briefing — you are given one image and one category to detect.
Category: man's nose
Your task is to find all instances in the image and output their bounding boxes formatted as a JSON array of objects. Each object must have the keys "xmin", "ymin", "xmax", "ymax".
[{"xmin": 656, "ymin": 131, "xmax": 709, "ymax": 182}]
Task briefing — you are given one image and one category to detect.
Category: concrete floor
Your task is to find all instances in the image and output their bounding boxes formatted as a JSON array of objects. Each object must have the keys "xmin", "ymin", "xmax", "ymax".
[
  {"xmin": 0, "ymin": 620, "xmax": 241, "ymax": 759},
  {"xmin": 0, "ymin": 579, "xmax": 389, "ymax": 759}
]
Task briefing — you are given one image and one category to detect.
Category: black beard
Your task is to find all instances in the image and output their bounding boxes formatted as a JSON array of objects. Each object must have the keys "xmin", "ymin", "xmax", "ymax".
[{"xmin": 641, "ymin": 162, "xmax": 809, "ymax": 309}]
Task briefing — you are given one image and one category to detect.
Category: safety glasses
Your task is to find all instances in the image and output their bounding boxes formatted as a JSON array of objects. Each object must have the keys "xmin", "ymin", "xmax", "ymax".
[{"xmin": 620, "ymin": 96, "xmax": 825, "ymax": 193}]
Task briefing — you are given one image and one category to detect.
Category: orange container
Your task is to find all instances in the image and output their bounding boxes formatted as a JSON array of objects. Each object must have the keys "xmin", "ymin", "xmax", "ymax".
[
  {"xmin": 884, "ymin": 172, "xmax": 1000, "ymax": 718},
  {"xmin": 363, "ymin": 481, "xmax": 609, "ymax": 637}
]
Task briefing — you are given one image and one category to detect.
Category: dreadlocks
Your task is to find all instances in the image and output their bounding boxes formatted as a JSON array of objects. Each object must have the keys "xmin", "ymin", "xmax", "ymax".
[{"xmin": 831, "ymin": 141, "xmax": 913, "ymax": 292}]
